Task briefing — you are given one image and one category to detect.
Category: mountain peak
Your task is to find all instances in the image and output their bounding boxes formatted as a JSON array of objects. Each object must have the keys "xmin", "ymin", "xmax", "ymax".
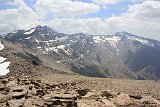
[
  {"xmin": 35, "ymin": 25, "xmax": 51, "ymax": 29},
  {"xmin": 115, "ymin": 31, "xmax": 137, "ymax": 37},
  {"xmin": 34, "ymin": 25, "xmax": 58, "ymax": 34}
]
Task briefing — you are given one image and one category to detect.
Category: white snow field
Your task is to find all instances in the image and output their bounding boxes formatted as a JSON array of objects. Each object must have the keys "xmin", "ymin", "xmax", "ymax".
[{"xmin": 0, "ymin": 41, "xmax": 11, "ymax": 76}]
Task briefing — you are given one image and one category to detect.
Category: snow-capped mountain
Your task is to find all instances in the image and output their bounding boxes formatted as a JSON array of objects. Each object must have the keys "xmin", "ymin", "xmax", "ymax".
[{"xmin": 4, "ymin": 25, "xmax": 160, "ymax": 80}]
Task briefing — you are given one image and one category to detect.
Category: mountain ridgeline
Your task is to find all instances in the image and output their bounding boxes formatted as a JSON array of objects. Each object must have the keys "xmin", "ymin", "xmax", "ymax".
[{"xmin": 4, "ymin": 25, "xmax": 160, "ymax": 80}]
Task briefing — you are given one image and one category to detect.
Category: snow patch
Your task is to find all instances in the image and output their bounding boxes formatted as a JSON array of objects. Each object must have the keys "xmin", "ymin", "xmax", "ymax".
[
  {"xmin": 0, "ymin": 41, "xmax": 4, "ymax": 50},
  {"xmin": 35, "ymin": 38, "xmax": 40, "ymax": 43},
  {"xmin": 24, "ymin": 36, "xmax": 31, "ymax": 39},
  {"xmin": 127, "ymin": 37, "xmax": 149, "ymax": 45},
  {"xmin": 93, "ymin": 36, "xmax": 121, "ymax": 48},
  {"xmin": 56, "ymin": 60, "xmax": 67, "ymax": 63},
  {"xmin": 0, "ymin": 41, "xmax": 11, "ymax": 76},
  {"xmin": 45, "ymin": 45, "xmax": 66, "ymax": 53},
  {"xmin": 93, "ymin": 36, "xmax": 105, "ymax": 43},
  {"xmin": 0, "ymin": 57, "xmax": 6, "ymax": 63},
  {"xmin": 105, "ymin": 36, "xmax": 121, "ymax": 48},
  {"xmin": 0, "ymin": 61, "xmax": 11, "ymax": 76},
  {"xmin": 24, "ymin": 28, "xmax": 35, "ymax": 35},
  {"xmin": 37, "ymin": 46, "xmax": 42, "ymax": 49},
  {"xmin": 55, "ymin": 36, "xmax": 68, "ymax": 41},
  {"xmin": 57, "ymin": 45, "xmax": 65, "ymax": 49}
]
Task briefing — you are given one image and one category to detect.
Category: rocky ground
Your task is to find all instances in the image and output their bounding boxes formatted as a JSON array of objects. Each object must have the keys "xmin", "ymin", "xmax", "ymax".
[
  {"xmin": 0, "ymin": 75, "xmax": 160, "ymax": 107},
  {"xmin": 38, "ymin": 74, "xmax": 160, "ymax": 100}
]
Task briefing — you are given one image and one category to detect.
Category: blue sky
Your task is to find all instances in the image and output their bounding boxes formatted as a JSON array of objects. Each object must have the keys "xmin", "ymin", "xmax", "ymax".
[{"xmin": 0, "ymin": 0, "xmax": 160, "ymax": 40}]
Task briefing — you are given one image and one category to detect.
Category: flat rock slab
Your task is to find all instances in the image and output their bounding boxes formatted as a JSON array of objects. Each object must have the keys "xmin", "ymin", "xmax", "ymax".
[{"xmin": 77, "ymin": 99, "xmax": 106, "ymax": 107}]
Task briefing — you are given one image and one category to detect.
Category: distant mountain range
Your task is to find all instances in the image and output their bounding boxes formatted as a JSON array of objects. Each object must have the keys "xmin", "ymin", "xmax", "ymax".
[{"xmin": 2, "ymin": 25, "xmax": 160, "ymax": 80}]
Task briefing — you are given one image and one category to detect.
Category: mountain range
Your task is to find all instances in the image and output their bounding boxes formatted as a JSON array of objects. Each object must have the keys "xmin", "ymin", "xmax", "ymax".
[{"xmin": 1, "ymin": 25, "xmax": 160, "ymax": 80}]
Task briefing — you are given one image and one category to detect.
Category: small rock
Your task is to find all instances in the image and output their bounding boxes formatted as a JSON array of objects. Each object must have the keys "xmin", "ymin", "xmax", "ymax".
[
  {"xmin": 77, "ymin": 99, "xmax": 106, "ymax": 107},
  {"xmin": 8, "ymin": 99, "xmax": 25, "ymax": 107},
  {"xmin": 101, "ymin": 99, "xmax": 116, "ymax": 107},
  {"xmin": 1, "ymin": 78, "xmax": 9, "ymax": 84},
  {"xmin": 10, "ymin": 86, "xmax": 28, "ymax": 99},
  {"xmin": 43, "ymin": 94, "xmax": 52, "ymax": 101},
  {"xmin": 0, "ymin": 102, "xmax": 7, "ymax": 107},
  {"xmin": 0, "ymin": 82, "xmax": 5, "ymax": 91},
  {"xmin": 140, "ymin": 96, "xmax": 160, "ymax": 106},
  {"xmin": 82, "ymin": 91, "xmax": 100, "ymax": 99},
  {"xmin": 44, "ymin": 101, "xmax": 53, "ymax": 106},
  {"xmin": 76, "ymin": 89, "xmax": 90, "ymax": 96},
  {"xmin": 33, "ymin": 97, "xmax": 45, "ymax": 107},
  {"xmin": 115, "ymin": 93, "xmax": 134, "ymax": 106},
  {"xmin": 6, "ymin": 80, "xmax": 17, "ymax": 87},
  {"xmin": 23, "ymin": 99, "xmax": 33, "ymax": 107},
  {"xmin": 129, "ymin": 94, "xmax": 142, "ymax": 100},
  {"xmin": 101, "ymin": 90, "xmax": 117, "ymax": 98},
  {"xmin": 0, "ymin": 93, "xmax": 11, "ymax": 103}
]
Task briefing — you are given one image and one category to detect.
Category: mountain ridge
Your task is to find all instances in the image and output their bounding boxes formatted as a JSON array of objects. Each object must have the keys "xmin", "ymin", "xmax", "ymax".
[
  {"xmin": 3, "ymin": 25, "xmax": 160, "ymax": 80},
  {"xmin": 5, "ymin": 25, "xmax": 160, "ymax": 42}
]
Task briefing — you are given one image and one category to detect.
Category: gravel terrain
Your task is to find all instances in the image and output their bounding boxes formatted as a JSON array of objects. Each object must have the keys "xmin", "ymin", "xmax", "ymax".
[{"xmin": 38, "ymin": 73, "xmax": 160, "ymax": 100}]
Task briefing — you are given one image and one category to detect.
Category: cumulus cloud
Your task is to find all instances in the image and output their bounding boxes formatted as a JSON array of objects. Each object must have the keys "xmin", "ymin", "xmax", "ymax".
[
  {"xmin": 34, "ymin": 0, "xmax": 100, "ymax": 17},
  {"xmin": 47, "ymin": 18, "xmax": 109, "ymax": 34},
  {"xmin": 127, "ymin": 0, "xmax": 160, "ymax": 19},
  {"xmin": 0, "ymin": 0, "xmax": 160, "ymax": 40},
  {"xmin": 92, "ymin": 0, "xmax": 121, "ymax": 5},
  {"xmin": 105, "ymin": 0, "xmax": 160, "ymax": 39},
  {"xmin": 47, "ymin": 0, "xmax": 160, "ymax": 40},
  {"xmin": 0, "ymin": 0, "xmax": 45, "ymax": 33}
]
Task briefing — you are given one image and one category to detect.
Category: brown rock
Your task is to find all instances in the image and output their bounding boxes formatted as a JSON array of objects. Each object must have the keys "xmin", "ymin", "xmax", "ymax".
[
  {"xmin": 0, "ymin": 82, "xmax": 5, "ymax": 91},
  {"xmin": 101, "ymin": 90, "xmax": 117, "ymax": 98},
  {"xmin": 82, "ymin": 91, "xmax": 100, "ymax": 99},
  {"xmin": 52, "ymin": 91, "xmax": 79, "ymax": 99},
  {"xmin": 115, "ymin": 93, "xmax": 134, "ymax": 106},
  {"xmin": 0, "ymin": 102, "xmax": 7, "ymax": 107},
  {"xmin": 10, "ymin": 86, "xmax": 28, "ymax": 99},
  {"xmin": 76, "ymin": 89, "xmax": 90, "ymax": 96},
  {"xmin": 140, "ymin": 96, "xmax": 160, "ymax": 106},
  {"xmin": 6, "ymin": 80, "xmax": 17, "ymax": 87},
  {"xmin": 101, "ymin": 99, "xmax": 116, "ymax": 107},
  {"xmin": 0, "ymin": 93, "xmax": 11, "ymax": 103},
  {"xmin": 77, "ymin": 99, "xmax": 106, "ymax": 107},
  {"xmin": 23, "ymin": 99, "xmax": 33, "ymax": 107},
  {"xmin": 8, "ymin": 99, "xmax": 25, "ymax": 107},
  {"xmin": 43, "ymin": 94, "xmax": 52, "ymax": 101},
  {"xmin": 1, "ymin": 78, "xmax": 8, "ymax": 84},
  {"xmin": 44, "ymin": 101, "xmax": 53, "ymax": 106},
  {"xmin": 33, "ymin": 97, "xmax": 45, "ymax": 107}
]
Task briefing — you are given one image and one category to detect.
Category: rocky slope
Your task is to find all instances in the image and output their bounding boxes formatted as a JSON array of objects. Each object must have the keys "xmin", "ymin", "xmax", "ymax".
[
  {"xmin": 0, "ymin": 76, "xmax": 160, "ymax": 107},
  {"xmin": 0, "ymin": 37, "xmax": 71, "ymax": 78},
  {"xmin": 4, "ymin": 25, "xmax": 160, "ymax": 80},
  {"xmin": 0, "ymin": 34, "xmax": 160, "ymax": 107}
]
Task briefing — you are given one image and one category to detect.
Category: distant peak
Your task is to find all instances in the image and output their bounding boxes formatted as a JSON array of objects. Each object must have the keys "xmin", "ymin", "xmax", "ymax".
[
  {"xmin": 36, "ymin": 25, "xmax": 52, "ymax": 29},
  {"xmin": 115, "ymin": 31, "xmax": 137, "ymax": 37},
  {"xmin": 35, "ymin": 25, "xmax": 50, "ymax": 29}
]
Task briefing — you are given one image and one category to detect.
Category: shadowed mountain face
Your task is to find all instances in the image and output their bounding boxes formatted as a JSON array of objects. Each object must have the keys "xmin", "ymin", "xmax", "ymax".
[{"xmin": 4, "ymin": 25, "xmax": 160, "ymax": 80}]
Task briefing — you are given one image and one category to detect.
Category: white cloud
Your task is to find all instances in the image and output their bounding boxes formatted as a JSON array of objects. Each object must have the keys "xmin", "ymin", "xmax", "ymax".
[
  {"xmin": 92, "ymin": 0, "xmax": 121, "ymax": 5},
  {"xmin": 0, "ymin": 0, "xmax": 45, "ymax": 33},
  {"xmin": 47, "ymin": 18, "xmax": 109, "ymax": 34},
  {"xmin": 127, "ymin": 0, "xmax": 160, "ymax": 19},
  {"xmin": 7, "ymin": 0, "xmax": 26, "ymax": 7},
  {"xmin": 104, "ymin": 0, "xmax": 160, "ymax": 40},
  {"xmin": 0, "ymin": 0, "xmax": 160, "ymax": 40},
  {"xmin": 47, "ymin": 0, "xmax": 160, "ymax": 40},
  {"xmin": 34, "ymin": 0, "xmax": 100, "ymax": 17}
]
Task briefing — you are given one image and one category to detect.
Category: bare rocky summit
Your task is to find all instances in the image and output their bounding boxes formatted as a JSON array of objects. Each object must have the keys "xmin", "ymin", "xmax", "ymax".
[{"xmin": 0, "ymin": 76, "xmax": 160, "ymax": 107}]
